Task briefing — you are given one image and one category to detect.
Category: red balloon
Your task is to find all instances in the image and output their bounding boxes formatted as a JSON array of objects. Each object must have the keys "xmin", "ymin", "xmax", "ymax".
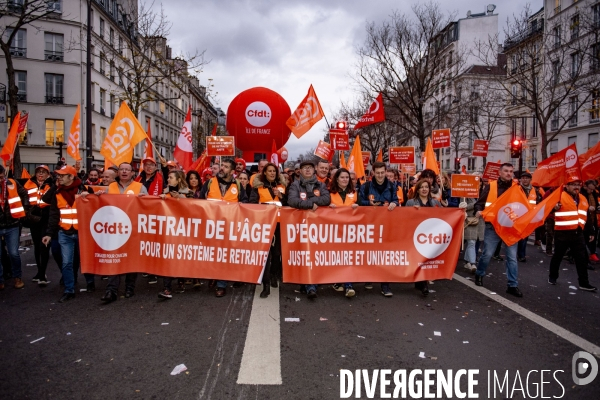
[{"xmin": 226, "ymin": 87, "xmax": 291, "ymax": 159}]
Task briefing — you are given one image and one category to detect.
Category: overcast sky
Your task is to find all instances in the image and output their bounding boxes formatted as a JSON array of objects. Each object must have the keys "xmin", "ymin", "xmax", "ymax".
[{"xmin": 160, "ymin": 0, "xmax": 533, "ymax": 160}]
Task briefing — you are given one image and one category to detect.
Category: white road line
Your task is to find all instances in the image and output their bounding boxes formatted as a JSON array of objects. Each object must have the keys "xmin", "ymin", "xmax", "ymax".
[
  {"xmin": 237, "ymin": 286, "xmax": 282, "ymax": 385},
  {"xmin": 453, "ymin": 273, "xmax": 600, "ymax": 357}
]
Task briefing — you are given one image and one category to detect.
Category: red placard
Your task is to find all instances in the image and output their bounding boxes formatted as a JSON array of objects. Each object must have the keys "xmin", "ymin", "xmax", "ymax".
[
  {"xmin": 432, "ymin": 129, "xmax": 451, "ymax": 149},
  {"xmin": 314, "ymin": 140, "xmax": 333, "ymax": 160},
  {"xmin": 389, "ymin": 146, "xmax": 415, "ymax": 164},
  {"xmin": 401, "ymin": 164, "xmax": 416, "ymax": 174},
  {"xmin": 206, "ymin": 136, "xmax": 235, "ymax": 156},
  {"xmin": 482, "ymin": 162, "xmax": 502, "ymax": 180},
  {"xmin": 362, "ymin": 151, "xmax": 371, "ymax": 166},
  {"xmin": 472, "ymin": 139, "xmax": 489, "ymax": 157},
  {"xmin": 451, "ymin": 175, "xmax": 481, "ymax": 198},
  {"xmin": 330, "ymin": 133, "xmax": 350, "ymax": 150}
]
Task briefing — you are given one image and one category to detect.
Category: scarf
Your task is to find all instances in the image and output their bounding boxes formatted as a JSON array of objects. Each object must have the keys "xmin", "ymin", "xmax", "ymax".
[
  {"xmin": 0, "ymin": 179, "xmax": 6, "ymax": 211},
  {"xmin": 136, "ymin": 171, "xmax": 163, "ymax": 196},
  {"xmin": 56, "ymin": 177, "xmax": 82, "ymax": 207},
  {"xmin": 300, "ymin": 175, "xmax": 318, "ymax": 193}
]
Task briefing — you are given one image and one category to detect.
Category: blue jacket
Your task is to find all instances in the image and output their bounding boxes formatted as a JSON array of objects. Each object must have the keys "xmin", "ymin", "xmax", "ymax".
[{"xmin": 358, "ymin": 178, "xmax": 399, "ymax": 206}]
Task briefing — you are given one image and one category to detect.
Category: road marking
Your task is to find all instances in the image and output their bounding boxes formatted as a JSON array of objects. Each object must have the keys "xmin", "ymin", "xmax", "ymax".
[
  {"xmin": 237, "ymin": 286, "xmax": 282, "ymax": 385},
  {"xmin": 453, "ymin": 273, "xmax": 600, "ymax": 357}
]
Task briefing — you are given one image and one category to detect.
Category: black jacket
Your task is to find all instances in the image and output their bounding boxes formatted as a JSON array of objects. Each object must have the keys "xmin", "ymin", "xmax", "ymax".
[
  {"xmin": 45, "ymin": 183, "xmax": 94, "ymax": 237},
  {"xmin": 0, "ymin": 179, "xmax": 30, "ymax": 229},
  {"xmin": 26, "ymin": 177, "xmax": 55, "ymax": 226}
]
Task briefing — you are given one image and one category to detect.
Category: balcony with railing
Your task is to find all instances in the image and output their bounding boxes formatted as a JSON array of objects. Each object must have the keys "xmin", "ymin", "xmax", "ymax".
[
  {"xmin": 44, "ymin": 50, "xmax": 64, "ymax": 62},
  {"xmin": 9, "ymin": 47, "xmax": 27, "ymax": 58},
  {"xmin": 45, "ymin": 96, "xmax": 64, "ymax": 104},
  {"xmin": 503, "ymin": 20, "xmax": 544, "ymax": 51},
  {"xmin": 17, "ymin": 93, "xmax": 27, "ymax": 102}
]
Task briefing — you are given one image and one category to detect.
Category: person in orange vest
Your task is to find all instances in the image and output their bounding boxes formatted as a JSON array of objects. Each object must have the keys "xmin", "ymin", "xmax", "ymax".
[
  {"xmin": 386, "ymin": 168, "xmax": 406, "ymax": 205},
  {"xmin": 98, "ymin": 162, "xmax": 148, "ymax": 303},
  {"xmin": 0, "ymin": 164, "xmax": 30, "ymax": 291},
  {"xmin": 24, "ymin": 165, "xmax": 54, "ymax": 286},
  {"xmin": 200, "ymin": 159, "xmax": 247, "ymax": 297},
  {"xmin": 328, "ymin": 168, "xmax": 359, "ymax": 298},
  {"xmin": 516, "ymin": 172, "xmax": 542, "ymax": 262},
  {"xmin": 316, "ymin": 160, "xmax": 331, "ymax": 186},
  {"xmin": 548, "ymin": 180, "xmax": 597, "ymax": 291},
  {"xmin": 473, "ymin": 163, "xmax": 523, "ymax": 297},
  {"xmin": 136, "ymin": 157, "xmax": 164, "ymax": 197},
  {"xmin": 249, "ymin": 162, "xmax": 287, "ymax": 298},
  {"xmin": 249, "ymin": 159, "xmax": 268, "ymax": 187},
  {"xmin": 101, "ymin": 167, "xmax": 117, "ymax": 186},
  {"xmin": 41, "ymin": 166, "xmax": 94, "ymax": 302}
]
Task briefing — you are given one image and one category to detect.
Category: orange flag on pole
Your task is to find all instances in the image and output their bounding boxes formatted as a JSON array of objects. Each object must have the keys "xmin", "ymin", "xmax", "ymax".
[
  {"xmin": 376, "ymin": 148, "xmax": 383, "ymax": 162},
  {"xmin": 513, "ymin": 186, "xmax": 563, "ymax": 241},
  {"xmin": 339, "ymin": 151, "xmax": 347, "ymax": 169},
  {"xmin": 422, "ymin": 138, "xmax": 439, "ymax": 175},
  {"xmin": 101, "ymin": 102, "xmax": 148, "ymax": 166},
  {"xmin": 532, "ymin": 143, "xmax": 581, "ymax": 187},
  {"xmin": 67, "ymin": 105, "xmax": 82, "ymax": 161},
  {"xmin": 286, "ymin": 85, "xmax": 324, "ymax": 139},
  {"xmin": 0, "ymin": 112, "xmax": 21, "ymax": 164},
  {"xmin": 347, "ymin": 136, "xmax": 366, "ymax": 179},
  {"xmin": 579, "ymin": 140, "xmax": 600, "ymax": 181},
  {"xmin": 482, "ymin": 184, "xmax": 532, "ymax": 246},
  {"xmin": 21, "ymin": 168, "xmax": 31, "ymax": 179},
  {"xmin": 270, "ymin": 139, "xmax": 279, "ymax": 167}
]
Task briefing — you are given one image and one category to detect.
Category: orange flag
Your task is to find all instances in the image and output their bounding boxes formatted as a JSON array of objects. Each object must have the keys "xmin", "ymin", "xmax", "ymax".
[
  {"xmin": 579, "ymin": 140, "xmax": 600, "ymax": 181},
  {"xmin": 513, "ymin": 186, "xmax": 563, "ymax": 241},
  {"xmin": 67, "ymin": 105, "xmax": 82, "ymax": 161},
  {"xmin": 189, "ymin": 150, "xmax": 210, "ymax": 173},
  {"xmin": 376, "ymin": 149, "xmax": 383, "ymax": 162},
  {"xmin": 532, "ymin": 143, "xmax": 581, "ymax": 187},
  {"xmin": 286, "ymin": 85, "xmax": 324, "ymax": 139},
  {"xmin": 0, "ymin": 112, "xmax": 21, "ymax": 163},
  {"xmin": 347, "ymin": 135, "xmax": 366, "ymax": 179},
  {"xmin": 21, "ymin": 168, "xmax": 31, "ymax": 179},
  {"xmin": 482, "ymin": 184, "xmax": 532, "ymax": 246},
  {"xmin": 339, "ymin": 151, "xmax": 347, "ymax": 169},
  {"xmin": 101, "ymin": 102, "xmax": 148, "ymax": 166},
  {"xmin": 422, "ymin": 138, "xmax": 439, "ymax": 175}
]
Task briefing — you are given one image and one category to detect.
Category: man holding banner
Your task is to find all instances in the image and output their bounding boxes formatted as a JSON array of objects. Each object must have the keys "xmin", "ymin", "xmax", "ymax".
[{"xmin": 474, "ymin": 163, "xmax": 524, "ymax": 297}]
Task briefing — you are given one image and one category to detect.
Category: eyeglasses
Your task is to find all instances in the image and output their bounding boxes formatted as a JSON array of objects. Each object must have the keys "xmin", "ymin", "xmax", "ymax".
[{"xmin": 119, "ymin": 168, "xmax": 132, "ymax": 172}]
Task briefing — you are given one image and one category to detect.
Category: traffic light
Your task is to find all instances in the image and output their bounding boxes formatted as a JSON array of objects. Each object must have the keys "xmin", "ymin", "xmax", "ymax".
[
  {"xmin": 333, "ymin": 121, "xmax": 347, "ymax": 130},
  {"xmin": 455, "ymin": 157, "xmax": 461, "ymax": 170},
  {"xmin": 510, "ymin": 139, "xmax": 522, "ymax": 158}
]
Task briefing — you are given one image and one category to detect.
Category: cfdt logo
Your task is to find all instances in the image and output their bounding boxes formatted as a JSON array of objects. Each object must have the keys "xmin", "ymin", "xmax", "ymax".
[
  {"xmin": 245, "ymin": 101, "xmax": 271, "ymax": 127},
  {"xmin": 565, "ymin": 148, "xmax": 578, "ymax": 168},
  {"xmin": 90, "ymin": 206, "xmax": 132, "ymax": 251},
  {"xmin": 413, "ymin": 218, "xmax": 453, "ymax": 259},
  {"xmin": 498, "ymin": 202, "xmax": 529, "ymax": 227}
]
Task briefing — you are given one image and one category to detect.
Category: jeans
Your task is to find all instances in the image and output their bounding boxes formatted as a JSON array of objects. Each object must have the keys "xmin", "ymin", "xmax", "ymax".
[
  {"xmin": 306, "ymin": 284, "xmax": 317, "ymax": 293},
  {"xmin": 0, "ymin": 226, "xmax": 22, "ymax": 284},
  {"xmin": 59, "ymin": 231, "xmax": 94, "ymax": 294},
  {"xmin": 476, "ymin": 224, "xmax": 519, "ymax": 287},
  {"xmin": 216, "ymin": 280, "xmax": 228, "ymax": 289},
  {"xmin": 517, "ymin": 238, "xmax": 528, "ymax": 259},
  {"xmin": 464, "ymin": 239, "xmax": 476, "ymax": 264}
]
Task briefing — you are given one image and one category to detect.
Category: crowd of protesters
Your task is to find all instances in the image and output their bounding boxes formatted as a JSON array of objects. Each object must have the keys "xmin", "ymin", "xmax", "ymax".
[{"xmin": 0, "ymin": 155, "xmax": 596, "ymax": 304}]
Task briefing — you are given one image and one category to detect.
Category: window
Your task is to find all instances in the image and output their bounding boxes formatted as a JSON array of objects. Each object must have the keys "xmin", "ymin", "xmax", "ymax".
[
  {"xmin": 90, "ymin": 9, "xmax": 94, "ymax": 29},
  {"xmin": 45, "ymin": 119, "xmax": 64, "ymax": 146},
  {"xmin": 100, "ymin": 89, "xmax": 105, "ymax": 114},
  {"xmin": 551, "ymin": 109, "xmax": 559, "ymax": 131},
  {"xmin": 468, "ymin": 131, "xmax": 474, "ymax": 149},
  {"xmin": 99, "ymin": 53, "xmax": 105, "ymax": 74},
  {"xmin": 591, "ymin": 90, "xmax": 600, "ymax": 122},
  {"xmin": 468, "ymin": 157, "xmax": 476, "ymax": 170},
  {"xmin": 589, "ymin": 133, "xmax": 599, "ymax": 149},
  {"xmin": 45, "ymin": 74, "xmax": 63, "ymax": 104},
  {"xmin": 521, "ymin": 117, "xmax": 527, "ymax": 138},
  {"xmin": 512, "ymin": 85, "xmax": 517, "ymax": 105},
  {"xmin": 531, "ymin": 148, "xmax": 537, "ymax": 166},
  {"xmin": 549, "ymin": 139, "xmax": 558, "ymax": 155},
  {"xmin": 568, "ymin": 136, "xmax": 577, "ymax": 146},
  {"xmin": 109, "ymin": 60, "xmax": 115, "ymax": 81},
  {"xmin": 6, "ymin": 28, "xmax": 27, "ymax": 57},
  {"xmin": 90, "ymin": 45, "xmax": 95, "ymax": 67},
  {"xmin": 553, "ymin": 26, "xmax": 561, "ymax": 48},
  {"xmin": 109, "ymin": 28, "xmax": 114, "ymax": 46},
  {"xmin": 592, "ymin": 43, "xmax": 600, "ymax": 71},
  {"xmin": 118, "ymin": 36, "xmax": 123, "ymax": 55},
  {"xmin": 470, "ymin": 107, "xmax": 478, "ymax": 123},
  {"xmin": 15, "ymin": 71, "xmax": 26, "ymax": 102},
  {"xmin": 570, "ymin": 15, "xmax": 579, "ymax": 40},
  {"xmin": 570, "ymin": 53, "xmax": 579, "ymax": 78},
  {"xmin": 594, "ymin": 4, "xmax": 600, "ymax": 28},
  {"xmin": 110, "ymin": 94, "xmax": 115, "ymax": 117},
  {"xmin": 569, "ymin": 96, "xmax": 578, "ymax": 126},
  {"xmin": 44, "ymin": 33, "xmax": 64, "ymax": 61},
  {"xmin": 511, "ymin": 118, "xmax": 517, "ymax": 139},
  {"xmin": 531, "ymin": 114, "xmax": 538, "ymax": 138},
  {"xmin": 99, "ymin": 18, "xmax": 105, "ymax": 38},
  {"xmin": 100, "ymin": 127, "xmax": 107, "ymax": 149},
  {"xmin": 47, "ymin": 0, "xmax": 61, "ymax": 13},
  {"xmin": 552, "ymin": 61, "xmax": 560, "ymax": 85}
]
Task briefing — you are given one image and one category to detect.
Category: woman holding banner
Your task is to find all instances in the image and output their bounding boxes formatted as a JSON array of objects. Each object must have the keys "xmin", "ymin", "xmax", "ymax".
[
  {"xmin": 249, "ymin": 163, "xmax": 287, "ymax": 298},
  {"xmin": 328, "ymin": 168, "xmax": 359, "ymax": 298},
  {"xmin": 405, "ymin": 179, "xmax": 442, "ymax": 296}
]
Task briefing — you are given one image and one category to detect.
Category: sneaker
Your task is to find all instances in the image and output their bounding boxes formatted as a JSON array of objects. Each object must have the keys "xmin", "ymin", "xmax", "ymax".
[
  {"xmin": 38, "ymin": 278, "xmax": 50, "ymax": 287},
  {"xmin": 31, "ymin": 275, "xmax": 42, "ymax": 282},
  {"xmin": 14, "ymin": 278, "xmax": 24, "ymax": 289},
  {"xmin": 548, "ymin": 278, "xmax": 557, "ymax": 285},
  {"xmin": 518, "ymin": 257, "xmax": 527, "ymax": 263},
  {"xmin": 148, "ymin": 276, "xmax": 158, "ymax": 285},
  {"xmin": 463, "ymin": 262, "xmax": 472, "ymax": 272},
  {"xmin": 175, "ymin": 282, "xmax": 185, "ymax": 293},
  {"xmin": 534, "ymin": 240, "xmax": 542, "ymax": 246},
  {"xmin": 215, "ymin": 288, "xmax": 226, "ymax": 297},
  {"xmin": 470, "ymin": 264, "xmax": 477, "ymax": 273},
  {"xmin": 141, "ymin": 274, "xmax": 148, "ymax": 278},
  {"xmin": 345, "ymin": 287, "xmax": 356, "ymax": 298},
  {"xmin": 192, "ymin": 279, "xmax": 202, "ymax": 289},
  {"xmin": 540, "ymin": 244, "xmax": 546, "ymax": 252},
  {"xmin": 364, "ymin": 283, "xmax": 373, "ymax": 290},
  {"xmin": 578, "ymin": 283, "xmax": 598, "ymax": 292},
  {"xmin": 101, "ymin": 276, "xmax": 109, "ymax": 280},
  {"xmin": 158, "ymin": 289, "xmax": 173, "ymax": 299},
  {"xmin": 381, "ymin": 285, "xmax": 393, "ymax": 297},
  {"xmin": 332, "ymin": 283, "xmax": 344, "ymax": 292},
  {"xmin": 86, "ymin": 283, "xmax": 95, "ymax": 293},
  {"xmin": 506, "ymin": 286, "xmax": 523, "ymax": 297},
  {"xmin": 492, "ymin": 255, "xmax": 504, "ymax": 261},
  {"xmin": 184, "ymin": 279, "xmax": 193, "ymax": 285},
  {"xmin": 307, "ymin": 288, "xmax": 317, "ymax": 299}
]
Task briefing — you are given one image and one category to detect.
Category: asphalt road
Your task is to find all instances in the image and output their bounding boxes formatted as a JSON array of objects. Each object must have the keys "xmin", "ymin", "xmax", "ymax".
[{"xmin": 1, "ymin": 241, "xmax": 599, "ymax": 399}]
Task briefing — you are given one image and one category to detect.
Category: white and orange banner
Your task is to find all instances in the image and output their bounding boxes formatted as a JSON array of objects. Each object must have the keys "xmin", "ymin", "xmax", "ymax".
[
  {"xmin": 101, "ymin": 102, "xmax": 147, "ymax": 166},
  {"xmin": 314, "ymin": 140, "xmax": 332, "ymax": 160},
  {"xmin": 78, "ymin": 195, "xmax": 278, "ymax": 282},
  {"xmin": 450, "ymin": 175, "xmax": 480, "ymax": 198},
  {"xmin": 280, "ymin": 207, "xmax": 465, "ymax": 284},
  {"xmin": 532, "ymin": 143, "xmax": 581, "ymax": 187},
  {"xmin": 353, "ymin": 93, "xmax": 385, "ymax": 130},
  {"xmin": 472, "ymin": 139, "xmax": 489, "ymax": 157},
  {"xmin": 286, "ymin": 84, "xmax": 324, "ymax": 139},
  {"xmin": 206, "ymin": 136, "xmax": 235, "ymax": 157},
  {"xmin": 174, "ymin": 106, "xmax": 194, "ymax": 170},
  {"xmin": 389, "ymin": 146, "xmax": 415, "ymax": 164},
  {"xmin": 431, "ymin": 129, "xmax": 451, "ymax": 149},
  {"xmin": 67, "ymin": 105, "xmax": 82, "ymax": 161}
]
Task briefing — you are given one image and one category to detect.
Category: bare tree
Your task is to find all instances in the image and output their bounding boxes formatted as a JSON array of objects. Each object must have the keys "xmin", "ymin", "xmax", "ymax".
[
  {"xmin": 355, "ymin": 1, "xmax": 466, "ymax": 150},
  {"xmin": 1, "ymin": 0, "xmax": 61, "ymax": 175},
  {"xmin": 475, "ymin": 4, "xmax": 600, "ymax": 159}
]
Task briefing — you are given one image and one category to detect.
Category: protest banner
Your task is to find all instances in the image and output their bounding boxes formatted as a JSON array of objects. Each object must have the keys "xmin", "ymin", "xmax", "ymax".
[
  {"xmin": 482, "ymin": 162, "xmax": 502, "ymax": 180},
  {"xmin": 450, "ymin": 175, "xmax": 480, "ymax": 198},
  {"xmin": 431, "ymin": 129, "xmax": 451, "ymax": 149},
  {"xmin": 206, "ymin": 136, "xmax": 236, "ymax": 156},
  {"xmin": 472, "ymin": 140, "xmax": 489, "ymax": 157},
  {"xmin": 389, "ymin": 146, "xmax": 415, "ymax": 164},
  {"xmin": 330, "ymin": 133, "xmax": 350, "ymax": 151},
  {"xmin": 78, "ymin": 195, "xmax": 277, "ymax": 283},
  {"xmin": 401, "ymin": 164, "xmax": 416, "ymax": 174},
  {"xmin": 314, "ymin": 140, "xmax": 333, "ymax": 160},
  {"xmin": 362, "ymin": 151, "xmax": 371, "ymax": 166},
  {"xmin": 280, "ymin": 207, "xmax": 465, "ymax": 284}
]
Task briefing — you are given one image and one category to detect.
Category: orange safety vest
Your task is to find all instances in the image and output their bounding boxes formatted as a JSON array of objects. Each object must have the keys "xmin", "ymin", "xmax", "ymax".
[
  {"xmin": 554, "ymin": 192, "xmax": 588, "ymax": 231},
  {"xmin": 396, "ymin": 186, "xmax": 404, "ymax": 204},
  {"xmin": 484, "ymin": 180, "xmax": 518, "ymax": 209},
  {"xmin": 524, "ymin": 187, "xmax": 537, "ymax": 205},
  {"xmin": 207, "ymin": 178, "xmax": 239, "ymax": 202},
  {"xmin": 330, "ymin": 191, "xmax": 357, "ymax": 207},
  {"xmin": 6, "ymin": 179, "xmax": 26, "ymax": 218},
  {"xmin": 57, "ymin": 193, "xmax": 78, "ymax": 231},
  {"xmin": 23, "ymin": 180, "xmax": 51, "ymax": 208},
  {"xmin": 257, "ymin": 185, "xmax": 285, "ymax": 206},
  {"xmin": 108, "ymin": 181, "xmax": 143, "ymax": 195}
]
